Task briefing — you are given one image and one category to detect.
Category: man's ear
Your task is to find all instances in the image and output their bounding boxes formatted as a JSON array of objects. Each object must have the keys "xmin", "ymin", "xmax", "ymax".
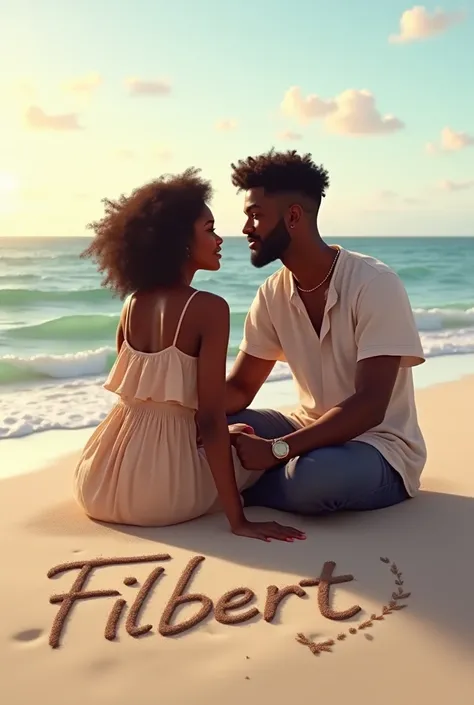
[{"xmin": 287, "ymin": 204, "xmax": 304, "ymax": 229}]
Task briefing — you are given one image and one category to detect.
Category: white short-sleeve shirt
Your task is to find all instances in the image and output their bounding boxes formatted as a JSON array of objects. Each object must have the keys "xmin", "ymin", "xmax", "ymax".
[{"xmin": 240, "ymin": 246, "xmax": 427, "ymax": 496}]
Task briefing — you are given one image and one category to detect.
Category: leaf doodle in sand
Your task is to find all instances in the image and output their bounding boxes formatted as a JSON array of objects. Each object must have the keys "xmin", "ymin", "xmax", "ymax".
[{"xmin": 296, "ymin": 555, "xmax": 412, "ymax": 657}]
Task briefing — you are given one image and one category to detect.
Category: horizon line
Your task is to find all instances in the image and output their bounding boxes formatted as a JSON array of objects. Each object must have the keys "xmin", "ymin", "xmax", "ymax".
[{"xmin": 0, "ymin": 234, "xmax": 473, "ymax": 241}]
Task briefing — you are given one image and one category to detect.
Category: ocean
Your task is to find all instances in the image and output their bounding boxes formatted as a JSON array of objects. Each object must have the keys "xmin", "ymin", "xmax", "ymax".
[{"xmin": 1, "ymin": 235, "xmax": 473, "ymax": 440}]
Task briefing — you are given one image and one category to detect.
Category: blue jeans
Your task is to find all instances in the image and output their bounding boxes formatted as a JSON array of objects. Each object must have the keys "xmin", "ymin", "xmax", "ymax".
[{"xmin": 228, "ymin": 408, "xmax": 409, "ymax": 515}]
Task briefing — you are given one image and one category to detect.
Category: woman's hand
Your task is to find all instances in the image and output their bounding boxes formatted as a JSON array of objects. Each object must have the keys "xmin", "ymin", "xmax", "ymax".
[
  {"xmin": 197, "ymin": 422, "xmax": 254, "ymax": 447},
  {"xmin": 231, "ymin": 519, "xmax": 306, "ymax": 542},
  {"xmin": 228, "ymin": 423, "xmax": 254, "ymax": 435}
]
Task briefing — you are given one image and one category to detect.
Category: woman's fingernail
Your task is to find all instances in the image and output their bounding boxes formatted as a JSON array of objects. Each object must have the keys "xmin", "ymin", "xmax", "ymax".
[{"xmin": 286, "ymin": 538, "xmax": 294, "ymax": 542}]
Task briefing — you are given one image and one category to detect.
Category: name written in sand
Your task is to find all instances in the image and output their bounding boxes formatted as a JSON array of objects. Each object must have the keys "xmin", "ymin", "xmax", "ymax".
[{"xmin": 47, "ymin": 553, "xmax": 362, "ymax": 649}]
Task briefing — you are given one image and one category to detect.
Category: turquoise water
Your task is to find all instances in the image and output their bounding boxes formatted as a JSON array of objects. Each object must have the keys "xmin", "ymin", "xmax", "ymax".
[{"xmin": 0, "ymin": 235, "xmax": 473, "ymax": 438}]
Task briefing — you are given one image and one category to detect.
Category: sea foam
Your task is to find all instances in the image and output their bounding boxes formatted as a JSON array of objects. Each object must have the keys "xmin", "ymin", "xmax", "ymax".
[{"xmin": 1, "ymin": 333, "xmax": 474, "ymax": 439}]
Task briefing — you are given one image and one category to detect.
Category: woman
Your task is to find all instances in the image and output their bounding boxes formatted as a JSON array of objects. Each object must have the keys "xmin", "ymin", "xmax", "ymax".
[{"xmin": 74, "ymin": 168, "xmax": 305, "ymax": 543}]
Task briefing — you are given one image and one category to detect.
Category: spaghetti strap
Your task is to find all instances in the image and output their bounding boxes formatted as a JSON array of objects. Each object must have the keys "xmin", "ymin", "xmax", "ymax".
[
  {"xmin": 122, "ymin": 294, "xmax": 133, "ymax": 343},
  {"xmin": 172, "ymin": 290, "xmax": 200, "ymax": 347}
]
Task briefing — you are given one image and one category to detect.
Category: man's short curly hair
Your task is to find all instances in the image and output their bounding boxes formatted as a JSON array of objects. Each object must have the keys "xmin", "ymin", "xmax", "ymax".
[
  {"xmin": 81, "ymin": 167, "xmax": 212, "ymax": 298},
  {"xmin": 230, "ymin": 148, "xmax": 329, "ymax": 203}
]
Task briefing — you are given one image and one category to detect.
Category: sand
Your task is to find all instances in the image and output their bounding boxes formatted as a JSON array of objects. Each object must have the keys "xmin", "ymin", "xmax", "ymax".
[{"xmin": 1, "ymin": 375, "xmax": 473, "ymax": 705}]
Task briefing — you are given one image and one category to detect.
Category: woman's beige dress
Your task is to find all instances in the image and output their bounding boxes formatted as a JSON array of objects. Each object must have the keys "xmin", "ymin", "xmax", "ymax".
[{"xmin": 73, "ymin": 291, "xmax": 261, "ymax": 527}]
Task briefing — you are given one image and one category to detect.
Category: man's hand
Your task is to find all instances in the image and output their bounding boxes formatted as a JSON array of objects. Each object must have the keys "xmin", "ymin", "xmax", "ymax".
[{"xmin": 229, "ymin": 426, "xmax": 276, "ymax": 471}]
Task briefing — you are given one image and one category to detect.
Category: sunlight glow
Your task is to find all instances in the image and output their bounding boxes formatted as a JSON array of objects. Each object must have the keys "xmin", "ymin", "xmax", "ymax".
[
  {"xmin": 0, "ymin": 172, "xmax": 20, "ymax": 214},
  {"xmin": 0, "ymin": 171, "xmax": 19, "ymax": 193}
]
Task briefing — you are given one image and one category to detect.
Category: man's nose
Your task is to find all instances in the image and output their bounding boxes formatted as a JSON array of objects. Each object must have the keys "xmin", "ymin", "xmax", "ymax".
[{"xmin": 242, "ymin": 220, "xmax": 254, "ymax": 236}]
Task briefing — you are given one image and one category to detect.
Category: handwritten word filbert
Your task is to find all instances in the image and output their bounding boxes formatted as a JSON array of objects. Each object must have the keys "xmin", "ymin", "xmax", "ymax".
[{"xmin": 47, "ymin": 553, "xmax": 361, "ymax": 648}]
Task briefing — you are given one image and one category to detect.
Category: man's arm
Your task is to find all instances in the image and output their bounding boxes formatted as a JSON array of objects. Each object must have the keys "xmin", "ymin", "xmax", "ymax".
[
  {"xmin": 225, "ymin": 285, "xmax": 282, "ymax": 415},
  {"xmin": 281, "ymin": 355, "xmax": 400, "ymax": 458},
  {"xmin": 280, "ymin": 270, "xmax": 424, "ymax": 459},
  {"xmin": 225, "ymin": 352, "xmax": 275, "ymax": 415}
]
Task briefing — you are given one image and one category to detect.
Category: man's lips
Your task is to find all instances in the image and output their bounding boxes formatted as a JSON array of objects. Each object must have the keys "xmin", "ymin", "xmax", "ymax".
[{"xmin": 247, "ymin": 238, "xmax": 260, "ymax": 250}]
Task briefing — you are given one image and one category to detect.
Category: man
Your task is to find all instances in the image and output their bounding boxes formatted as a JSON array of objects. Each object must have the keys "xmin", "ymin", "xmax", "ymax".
[{"xmin": 225, "ymin": 149, "xmax": 426, "ymax": 516}]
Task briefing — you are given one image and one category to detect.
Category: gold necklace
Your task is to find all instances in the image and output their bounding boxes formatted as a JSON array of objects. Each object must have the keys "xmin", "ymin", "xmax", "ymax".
[{"xmin": 294, "ymin": 249, "xmax": 341, "ymax": 294}]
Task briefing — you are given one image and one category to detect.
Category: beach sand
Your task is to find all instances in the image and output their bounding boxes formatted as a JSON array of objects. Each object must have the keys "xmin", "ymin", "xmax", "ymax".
[{"xmin": 1, "ymin": 376, "xmax": 473, "ymax": 705}]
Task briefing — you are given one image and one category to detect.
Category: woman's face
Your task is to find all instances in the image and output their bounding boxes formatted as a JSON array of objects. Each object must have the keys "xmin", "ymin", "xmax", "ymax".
[{"xmin": 190, "ymin": 205, "xmax": 223, "ymax": 271}]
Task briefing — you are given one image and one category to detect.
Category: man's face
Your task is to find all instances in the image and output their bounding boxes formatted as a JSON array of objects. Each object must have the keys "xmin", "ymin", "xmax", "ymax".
[{"xmin": 242, "ymin": 188, "xmax": 291, "ymax": 268}]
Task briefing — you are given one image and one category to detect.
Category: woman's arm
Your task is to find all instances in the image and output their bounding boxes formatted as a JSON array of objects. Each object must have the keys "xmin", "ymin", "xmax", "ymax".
[
  {"xmin": 195, "ymin": 293, "xmax": 305, "ymax": 543},
  {"xmin": 195, "ymin": 294, "xmax": 246, "ymax": 529}
]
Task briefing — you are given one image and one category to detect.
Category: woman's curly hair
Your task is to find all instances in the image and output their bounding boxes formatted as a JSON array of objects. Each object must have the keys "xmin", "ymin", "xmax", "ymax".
[{"xmin": 81, "ymin": 167, "xmax": 212, "ymax": 298}]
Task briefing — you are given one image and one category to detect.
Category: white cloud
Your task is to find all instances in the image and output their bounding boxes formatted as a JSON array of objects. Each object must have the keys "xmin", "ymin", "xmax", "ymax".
[
  {"xmin": 426, "ymin": 127, "xmax": 474, "ymax": 154},
  {"xmin": 153, "ymin": 148, "xmax": 173, "ymax": 161},
  {"xmin": 378, "ymin": 190, "xmax": 398, "ymax": 201},
  {"xmin": 281, "ymin": 86, "xmax": 404, "ymax": 135},
  {"xmin": 215, "ymin": 119, "xmax": 238, "ymax": 131},
  {"xmin": 439, "ymin": 179, "xmax": 474, "ymax": 192},
  {"xmin": 281, "ymin": 87, "xmax": 336, "ymax": 123},
  {"xmin": 25, "ymin": 105, "xmax": 82, "ymax": 130},
  {"xmin": 125, "ymin": 78, "xmax": 171, "ymax": 96},
  {"xmin": 367, "ymin": 190, "xmax": 423, "ymax": 209},
  {"xmin": 440, "ymin": 127, "xmax": 474, "ymax": 151},
  {"xmin": 277, "ymin": 130, "xmax": 303, "ymax": 141},
  {"xmin": 326, "ymin": 90, "xmax": 404, "ymax": 135},
  {"xmin": 62, "ymin": 72, "xmax": 102, "ymax": 95},
  {"xmin": 389, "ymin": 5, "xmax": 466, "ymax": 44}
]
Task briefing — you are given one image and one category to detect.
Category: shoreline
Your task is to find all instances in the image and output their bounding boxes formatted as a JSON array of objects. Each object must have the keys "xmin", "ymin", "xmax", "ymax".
[
  {"xmin": 0, "ymin": 351, "xmax": 473, "ymax": 444},
  {"xmin": 1, "ymin": 353, "xmax": 473, "ymax": 482}
]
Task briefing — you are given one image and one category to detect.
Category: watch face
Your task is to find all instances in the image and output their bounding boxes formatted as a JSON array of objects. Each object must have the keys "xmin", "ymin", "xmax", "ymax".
[{"xmin": 273, "ymin": 440, "xmax": 289, "ymax": 459}]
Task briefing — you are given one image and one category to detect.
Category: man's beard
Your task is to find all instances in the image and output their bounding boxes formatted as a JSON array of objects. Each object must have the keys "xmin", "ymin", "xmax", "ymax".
[{"xmin": 249, "ymin": 218, "xmax": 291, "ymax": 268}]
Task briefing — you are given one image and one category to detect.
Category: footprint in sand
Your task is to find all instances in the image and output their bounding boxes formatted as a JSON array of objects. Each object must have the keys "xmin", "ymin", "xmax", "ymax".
[
  {"xmin": 86, "ymin": 658, "xmax": 118, "ymax": 674},
  {"xmin": 12, "ymin": 628, "xmax": 44, "ymax": 644}
]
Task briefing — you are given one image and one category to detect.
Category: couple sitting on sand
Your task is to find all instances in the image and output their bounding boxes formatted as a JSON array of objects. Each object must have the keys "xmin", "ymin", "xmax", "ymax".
[{"xmin": 73, "ymin": 149, "xmax": 426, "ymax": 543}]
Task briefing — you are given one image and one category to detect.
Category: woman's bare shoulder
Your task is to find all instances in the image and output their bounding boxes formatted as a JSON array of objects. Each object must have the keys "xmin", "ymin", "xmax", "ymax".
[{"xmin": 192, "ymin": 290, "xmax": 230, "ymax": 318}]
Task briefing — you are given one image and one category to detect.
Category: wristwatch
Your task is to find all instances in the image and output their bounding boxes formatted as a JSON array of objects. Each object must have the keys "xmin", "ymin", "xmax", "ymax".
[{"xmin": 271, "ymin": 438, "xmax": 290, "ymax": 460}]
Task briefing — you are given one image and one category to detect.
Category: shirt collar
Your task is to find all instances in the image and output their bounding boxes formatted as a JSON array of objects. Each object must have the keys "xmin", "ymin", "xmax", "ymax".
[{"xmin": 289, "ymin": 244, "xmax": 344, "ymax": 302}]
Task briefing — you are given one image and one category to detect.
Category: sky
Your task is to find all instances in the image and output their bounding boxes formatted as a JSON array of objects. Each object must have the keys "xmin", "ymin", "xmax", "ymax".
[{"xmin": 0, "ymin": 0, "xmax": 473, "ymax": 237}]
